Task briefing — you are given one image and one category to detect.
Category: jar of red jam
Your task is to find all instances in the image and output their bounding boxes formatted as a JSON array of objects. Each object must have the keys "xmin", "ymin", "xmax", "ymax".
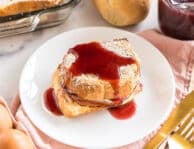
[{"xmin": 159, "ymin": 0, "xmax": 194, "ymax": 40}]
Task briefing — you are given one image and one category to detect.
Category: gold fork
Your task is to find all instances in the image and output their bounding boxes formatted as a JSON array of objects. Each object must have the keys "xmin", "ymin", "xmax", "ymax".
[
  {"xmin": 144, "ymin": 91, "xmax": 194, "ymax": 149},
  {"xmin": 168, "ymin": 110, "xmax": 194, "ymax": 148}
]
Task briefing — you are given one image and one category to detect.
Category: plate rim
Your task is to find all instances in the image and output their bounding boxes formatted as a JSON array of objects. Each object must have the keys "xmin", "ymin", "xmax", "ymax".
[{"xmin": 19, "ymin": 26, "xmax": 176, "ymax": 148}]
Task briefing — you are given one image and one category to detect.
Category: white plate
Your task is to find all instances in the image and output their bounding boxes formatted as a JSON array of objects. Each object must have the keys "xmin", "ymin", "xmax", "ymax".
[{"xmin": 19, "ymin": 27, "xmax": 175, "ymax": 148}]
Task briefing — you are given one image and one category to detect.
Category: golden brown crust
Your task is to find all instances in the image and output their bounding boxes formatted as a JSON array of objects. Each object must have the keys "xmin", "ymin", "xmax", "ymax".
[
  {"xmin": 58, "ymin": 39, "xmax": 141, "ymax": 102},
  {"xmin": 93, "ymin": 0, "xmax": 150, "ymax": 26},
  {"xmin": 53, "ymin": 69, "xmax": 141, "ymax": 117},
  {"xmin": 0, "ymin": 0, "xmax": 63, "ymax": 17},
  {"xmin": 53, "ymin": 70, "xmax": 105, "ymax": 117},
  {"xmin": 52, "ymin": 39, "xmax": 142, "ymax": 117}
]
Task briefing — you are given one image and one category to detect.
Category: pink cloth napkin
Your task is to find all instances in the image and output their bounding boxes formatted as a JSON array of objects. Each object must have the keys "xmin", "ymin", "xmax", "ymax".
[{"xmin": 10, "ymin": 29, "xmax": 194, "ymax": 149}]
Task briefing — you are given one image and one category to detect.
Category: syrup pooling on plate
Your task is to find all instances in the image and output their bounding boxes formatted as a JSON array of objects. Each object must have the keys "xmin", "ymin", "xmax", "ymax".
[
  {"xmin": 112, "ymin": 98, "xmax": 123, "ymax": 105},
  {"xmin": 108, "ymin": 100, "xmax": 136, "ymax": 120},
  {"xmin": 44, "ymin": 88, "xmax": 63, "ymax": 116},
  {"xmin": 68, "ymin": 42, "xmax": 137, "ymax": 95},
  {"xmin": 44, "ymin": 42, "xmax": 138, "ymax": 119}
]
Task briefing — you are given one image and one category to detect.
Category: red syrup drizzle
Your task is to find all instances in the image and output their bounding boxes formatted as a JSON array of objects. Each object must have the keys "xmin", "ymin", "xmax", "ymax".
[
  {"xmin": 112, "ymin": 98, "xmax": 123, "ymax": 105},
  {"xmin": 68, "ymin": 42, "xmax": 137, "ymax": 120},
  {"xmin": 44, "ymin": 88, "xmax": 63, "ymax": 116},
  {"xmin": 44, "ymin": 42, "xmax": 138, "ymax": 119},
  {"xmin": 68, "ymin": 42, "xmax": 136, "ymax": 94},
  {"xmin": 108, "ymin": 100, "xmax": 136, "ymax": 120}
]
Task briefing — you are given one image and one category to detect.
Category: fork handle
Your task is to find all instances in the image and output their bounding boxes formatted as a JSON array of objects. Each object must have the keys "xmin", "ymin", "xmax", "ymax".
[
  {"xmin": 144, "ymin": 132, "xmax": 168, "ymax": 149},
  {"xmin": 169, "ymin": 133, "xmax": 193, "ymax": 149},
  {"xmin": 144, "ymin": 91, "xmax": 194, "ymax": 149}
]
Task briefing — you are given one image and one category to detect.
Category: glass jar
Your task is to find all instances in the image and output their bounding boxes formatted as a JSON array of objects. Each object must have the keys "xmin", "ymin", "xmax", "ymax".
[{"xmin": 159, "ymin": 0, "xmax": 194, "ymax": 40}]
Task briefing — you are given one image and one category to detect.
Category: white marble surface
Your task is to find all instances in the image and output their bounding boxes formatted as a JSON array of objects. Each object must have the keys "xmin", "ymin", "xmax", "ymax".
[{"xmin": 0, "ymin": 0, "xmax": 158, "ymax": 104}]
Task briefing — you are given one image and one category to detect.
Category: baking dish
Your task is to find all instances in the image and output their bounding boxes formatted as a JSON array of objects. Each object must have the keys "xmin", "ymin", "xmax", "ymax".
[{"xmin": 0, "ymin": 0, "xmax": 80, "ymax": 37}]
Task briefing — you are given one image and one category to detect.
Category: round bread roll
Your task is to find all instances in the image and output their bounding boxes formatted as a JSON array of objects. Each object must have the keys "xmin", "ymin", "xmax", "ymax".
[
  {"xmin": 94, "ymin": 0, "xmax": 150, "ymax": 26},
  {"xmin": 0, "ymin": 129, "xmax": 34, "ymax": 149},
  {"xmin": 0, "ymin": 104, "xmax": 13, "ymax": 131}
]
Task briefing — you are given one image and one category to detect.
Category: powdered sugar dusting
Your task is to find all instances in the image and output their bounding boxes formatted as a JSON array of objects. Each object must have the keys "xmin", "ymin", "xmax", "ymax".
[
  {"xmin": 102, "ymin": 39, "xmax": 139, "ymax": 79},
  {"xmin": 59, "ymin": 39, "xmax": 140, "ymax": 92},
  {"xmin": 120, "ymin": 65, "xmax": 135, "ymax": 79},
  {"xmin": 63, "ymin": 53, "xmax": 76, "ymax": 68},
  {"xmin": 102, "ymin": 38, "xmax": 135, "ymax": 58},
  {"xmin": 72, "ymin": 74, "xmax": 99, "ymax": 86}
]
